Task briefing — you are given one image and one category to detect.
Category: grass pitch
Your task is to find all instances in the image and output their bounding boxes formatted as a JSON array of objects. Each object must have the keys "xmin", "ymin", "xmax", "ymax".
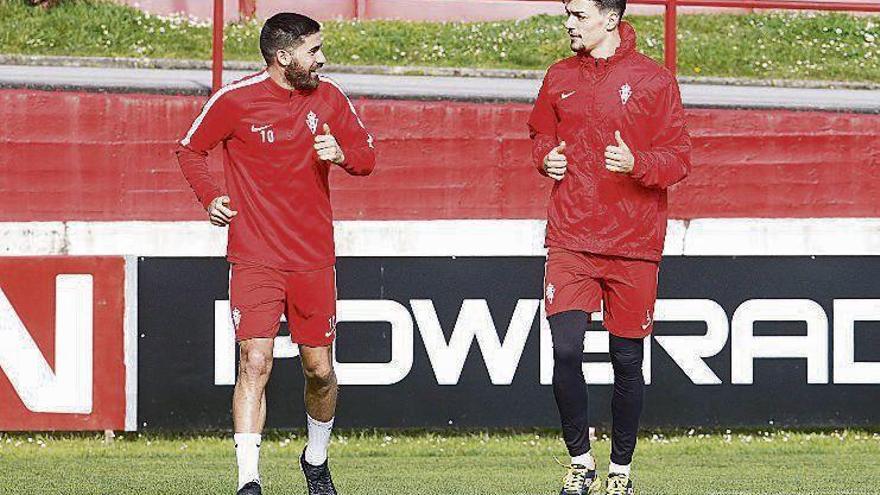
[{"xmin": 0, "ymin": 430, "xmax": 878, "ymax": 494}]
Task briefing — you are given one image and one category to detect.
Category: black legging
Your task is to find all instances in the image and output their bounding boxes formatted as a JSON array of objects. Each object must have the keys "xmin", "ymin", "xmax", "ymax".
[{"xmin": 549, "ymin": 310, "xmax": 645, "ymax": 465}]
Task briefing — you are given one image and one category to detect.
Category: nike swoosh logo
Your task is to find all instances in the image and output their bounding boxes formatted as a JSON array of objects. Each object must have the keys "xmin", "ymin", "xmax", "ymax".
[
  {"xmin": 325, "ymin": 329, "xmax": 335, "ymax": 338},
  {"xmin": 561, "ymin": 91, "xmax": 576, "ymax": 100},
  {"xmin": 250, "ymin": 124, "xmax": 271, "ymax": 132}
]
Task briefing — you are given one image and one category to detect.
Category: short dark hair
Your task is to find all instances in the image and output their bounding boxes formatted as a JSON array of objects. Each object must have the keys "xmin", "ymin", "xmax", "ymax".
[
  {"xmin": 593, "ymin": 0, "xmax": 626, "ymax": 18},
  {"xmin": 259, "ymin": 13, "xmax": 321, "ymax": 65}
]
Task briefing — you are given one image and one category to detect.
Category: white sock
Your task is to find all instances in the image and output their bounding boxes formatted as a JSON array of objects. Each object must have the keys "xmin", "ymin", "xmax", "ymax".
[
  {"xmin": 234, "ymin": 433, "xmax": 261, "ymax": 489},
  {"xmin": 304, "ymin": 414, "xmax": 334, "ymax": 466},
  {"xmin": 571, "ymin": 451, "xmax": 595, "ymax": 469},
  {"xmin": 609, "ymin": 461, "xmax": 631, "ymax": 476}
]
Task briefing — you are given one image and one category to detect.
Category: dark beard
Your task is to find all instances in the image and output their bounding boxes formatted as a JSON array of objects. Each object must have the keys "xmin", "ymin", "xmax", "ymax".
[{"xmin": 284, "ymin": 62, "xmax": 319, "ymax": 91}]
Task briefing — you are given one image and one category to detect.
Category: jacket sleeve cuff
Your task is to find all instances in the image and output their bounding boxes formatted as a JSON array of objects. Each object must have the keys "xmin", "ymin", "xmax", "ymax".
[
  {"xmin": 631, "ymin": 151, "xmax": 649, "ymax": 180},
  {"xmin": 532, "ymin": 135, "xmax": 556, "ymax": 174},
  {"xmin": 199, "ymin": 187, "xmax": 225, "ymax": 210}
]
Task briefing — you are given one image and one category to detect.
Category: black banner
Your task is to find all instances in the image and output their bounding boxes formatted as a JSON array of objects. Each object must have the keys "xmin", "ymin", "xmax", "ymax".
[{"xmin": 137, "ymin": 257, "xmax": 880, "ymax": 430}]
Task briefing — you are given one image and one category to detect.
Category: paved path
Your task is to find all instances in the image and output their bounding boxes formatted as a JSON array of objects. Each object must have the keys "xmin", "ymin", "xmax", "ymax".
[{"xmin": 1, "ymin": 64, "xmax": 877, "ymax": 112}]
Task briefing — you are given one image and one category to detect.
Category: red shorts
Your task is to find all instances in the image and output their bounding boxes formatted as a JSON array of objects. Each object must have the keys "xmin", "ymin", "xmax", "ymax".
[
  {"xmin": 544, "ymin": 247, "xmax": 659, "ymax": 338},
  {"xmin": 229, "ymin": 262, "xmax": 336, "ymax": 347}
]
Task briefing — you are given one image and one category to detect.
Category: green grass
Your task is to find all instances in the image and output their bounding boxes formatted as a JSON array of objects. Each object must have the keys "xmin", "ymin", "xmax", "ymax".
[
  {"xmin": 0, "ymin": 0, "xmax": 879, "ymax": 82},
  {"xmin": 1, "ymin": 430, "xmax": 879, "ymax": 494}
]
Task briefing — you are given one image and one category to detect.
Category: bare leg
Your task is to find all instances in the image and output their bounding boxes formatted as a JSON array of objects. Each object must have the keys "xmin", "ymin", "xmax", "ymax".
[
  {"xmin": 299, "ymin": 344, "xmax": 337, "ymax": 421},
  {"xmin": 232, "ymin": 338, "xmax": 273, "ymax": 490},
  {"xmin": 233, "ymin": 338, "xmax": 274, "ymax": 433},
  {"xmin": 299, "ymin": 344, "xmax": 337, "ymax": 469}
]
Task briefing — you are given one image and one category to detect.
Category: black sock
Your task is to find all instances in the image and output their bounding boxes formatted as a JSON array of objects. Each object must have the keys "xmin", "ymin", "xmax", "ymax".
[
  {"xmin": 609, "ymin": 334, "xmax": 645, "ymax": 466},
  {"xmin": 549, "ymin": 310, "xmax": 591, "ymax": 457}
]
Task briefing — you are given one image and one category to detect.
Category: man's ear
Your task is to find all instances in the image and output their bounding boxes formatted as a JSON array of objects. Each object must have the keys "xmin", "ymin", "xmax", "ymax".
[
  {"xmin": 606, "ymin": 11, "xmax": 620, "ymax": 31},
  {"xmin": 275, "ymin": 49, "xmax": 292, "ymax": 67}
]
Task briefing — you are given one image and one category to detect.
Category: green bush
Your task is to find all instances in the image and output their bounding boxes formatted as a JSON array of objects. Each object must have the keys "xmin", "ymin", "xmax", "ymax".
[{"xmin": 1, "ymin": 0, "xmax": 878, "ymax": 82}]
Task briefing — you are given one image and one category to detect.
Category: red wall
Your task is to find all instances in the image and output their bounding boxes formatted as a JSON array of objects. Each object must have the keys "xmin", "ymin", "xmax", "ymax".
[{"xmin": 1, "ymin": 89, "xmax": 878, "ymax": 221}]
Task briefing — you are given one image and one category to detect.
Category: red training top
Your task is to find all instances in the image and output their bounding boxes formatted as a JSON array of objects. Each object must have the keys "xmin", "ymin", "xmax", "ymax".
[
  {"xmin": 528, "ymin": 22, "xmax": 691, "ymax": 262},
  {"xmin": 176, "ymin": 71, "xmax": 376, "ymax": 271}
]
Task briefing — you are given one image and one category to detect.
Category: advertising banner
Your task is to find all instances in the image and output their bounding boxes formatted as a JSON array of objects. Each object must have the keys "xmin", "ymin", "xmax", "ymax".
[
  {"xmin": 137, "ymin": 256, "xmax": 880, "ymax": 430},
  {"xmin": 0, "ymin": 257, "xmax": 133, "ymax": 431}
]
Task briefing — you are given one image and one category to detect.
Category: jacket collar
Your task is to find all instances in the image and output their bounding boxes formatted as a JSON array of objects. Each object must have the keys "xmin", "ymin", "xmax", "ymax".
[{"xmin": 577, "ymin": 21, "xmax": 637, "ymax": 71}]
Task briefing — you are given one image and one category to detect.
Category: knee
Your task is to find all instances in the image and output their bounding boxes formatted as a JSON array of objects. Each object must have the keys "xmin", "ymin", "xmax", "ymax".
[
  {"xmin": 613, "ymin": 363, "xmax": 643, "ymax": 384},
  {"xmin": 553, "ymin": 342, "xmax": 584, "ymax": 367},
  {"xmin": 239, "ymin": 348, "xmax": 273, "ymax": 379},
  {"xmin": 610, "ymin": 348, "xmax": 643, "ymax": 382},
  {"xmin": 303, "ymin": 360, "xmax": 336, "ymax": 387}
]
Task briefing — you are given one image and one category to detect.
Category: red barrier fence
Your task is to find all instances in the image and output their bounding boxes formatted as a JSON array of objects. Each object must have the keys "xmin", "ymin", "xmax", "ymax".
[
  {"xmin": 212, "ymin": 0, "xmax": 880, "ymax": 92},
  {"xmin": 212, "ymin": 0, "xmax": 224, "ymax": 92},
  {"xmin": 646, "ymin": 0, "xmax": 880, "ymax": 76}
]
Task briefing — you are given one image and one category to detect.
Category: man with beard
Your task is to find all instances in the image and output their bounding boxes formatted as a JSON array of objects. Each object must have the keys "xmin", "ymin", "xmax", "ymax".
[
  {"xmin": 176, "ymin": 12, "xmax": 375, "ymax": 495},
  {"xmin": 528, "ymin": 1, "xmax": 690, "ymax": 494}
]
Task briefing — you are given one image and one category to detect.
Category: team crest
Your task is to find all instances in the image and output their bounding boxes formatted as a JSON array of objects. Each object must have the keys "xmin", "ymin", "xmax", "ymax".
[
  {"xmin": 545, "ymin": 283, "xmax": 556, "ymax": 304},
  {"xmin": 306, "ymin": 111, "xmax": 319, "ymax": 135},
  {"xmin": 232, "ymin": 307, "xmax": 242, "ymax": 330},
  {"xmin": 619, "ymin": 83, "xmax": 632, "ymax": 105}
]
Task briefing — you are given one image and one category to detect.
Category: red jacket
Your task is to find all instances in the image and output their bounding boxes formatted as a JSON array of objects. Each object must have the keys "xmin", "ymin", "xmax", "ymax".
[
  {"xmin": 528, "ymin": 22, "xmax": 691, "ymax": 262},
  {"xmin": 176, "ymin": 71, "xmax": 376, "ymax": 270}
]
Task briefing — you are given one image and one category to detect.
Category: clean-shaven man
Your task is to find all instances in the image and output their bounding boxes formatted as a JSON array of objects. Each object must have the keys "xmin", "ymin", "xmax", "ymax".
[{"xmin": 528, "ymin": 1, "xmax": 691, "ymax": 493}]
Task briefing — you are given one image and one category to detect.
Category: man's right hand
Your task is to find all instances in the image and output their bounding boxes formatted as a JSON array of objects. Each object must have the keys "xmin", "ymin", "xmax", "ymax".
[
  {"xmin": 207, "ymin": 195, "xmax": 237, "ymax": 226},
  {"xmin": 543, "ymin": 141, "xmax": 567, "ymax": 181}
]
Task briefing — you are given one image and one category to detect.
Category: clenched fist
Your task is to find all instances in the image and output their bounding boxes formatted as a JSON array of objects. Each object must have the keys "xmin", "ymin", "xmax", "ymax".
[
  {"xmin": 207, "ymin": 195, "xmax": 237, "ymax": 227},
  {"xmin": 605, "ymin": 130, "xmax": 634, "ymax": 174},
  {"xmin": 543, "ymin": 141, "xmax": 567, "ymax": 181},
  {"xmin": 314, "ymin": 123, "xmax": 345, "ymax": 165}
]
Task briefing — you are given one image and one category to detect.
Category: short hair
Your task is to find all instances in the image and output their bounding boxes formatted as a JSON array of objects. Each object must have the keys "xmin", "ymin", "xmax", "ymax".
[
  {"xmin": 593, "ymin": 0, "xmax": 626, "ymax": 17},
  {"xmin": 259, "ymin": 13, "xmax": 321, "ymax": 65}
]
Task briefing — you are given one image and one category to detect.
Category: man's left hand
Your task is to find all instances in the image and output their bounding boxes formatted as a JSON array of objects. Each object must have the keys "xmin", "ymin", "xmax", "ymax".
[
  {"xmin": 605, "ymin": 130, "xmax": 634, "ymax": 174},
  {"xmin": 314, "ymin": 123, "xmax": 345, "ymax": 165}
]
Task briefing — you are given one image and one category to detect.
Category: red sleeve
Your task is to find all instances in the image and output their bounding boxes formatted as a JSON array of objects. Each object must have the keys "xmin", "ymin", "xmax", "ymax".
[
  {"xmin": 175, "ymin": 92, "xmax": 236, "ymax": 209},
  {"xmin": 325, "ymin": 79, "xmax": 376, "ymax": 176},
  {"xmin": 630, "ymin": 76, "xmax": 691, "ymax": 189},
  {"xmin": 527, "ymin": 70, "xmax": 558, "ymax": 177}
]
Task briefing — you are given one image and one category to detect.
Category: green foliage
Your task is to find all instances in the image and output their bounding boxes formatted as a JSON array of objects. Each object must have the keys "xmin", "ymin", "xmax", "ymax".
[{"xmin": 0, "ymin": 0, "xmax": 878, "ymax": 82}]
